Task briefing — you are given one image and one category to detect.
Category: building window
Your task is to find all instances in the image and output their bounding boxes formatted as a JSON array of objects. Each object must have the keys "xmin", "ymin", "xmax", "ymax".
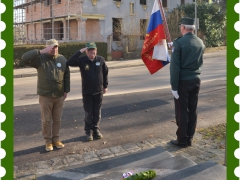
[
  {"xmin": 44, "ymin": 23, "xmax": 52, "ymax": 39},
  {"xmin": 114, "ymin": 0, "xmax": 121, "ymax": 1},
  {"xmin": 112, "ymin": 18, "xmax": 122, "ymax": 41},
  {"xmin": 140, "ymin": 19, "xmax": 148, "ymax": 40},
  {"xmin": 44, "ymin": 0, "xmax": 51, "ymax": 6},
  {"xmin": 26, "ymin": 6, "xmax": 28, "ymax": 13},
  {"xmin": 162, "ymin": 0, "xmax": 167, "ymax": 7},
  {"xmin": 181, "ymin": 0, "xmax": 185, "ymax": 5},
  {"xmin": 56, "ymin": 0, "xmax": 61, "ymax": 4},
  {"xmin": 140, "ymin": 0, "xmax": 146, "ymax": 5},
  {"xmin": 130, "ymin": 3, "xmax": 135, "ymax": 15},
  {"xmin": 34, "ymin": 4, "xmax": 36, "ymax": 11}
]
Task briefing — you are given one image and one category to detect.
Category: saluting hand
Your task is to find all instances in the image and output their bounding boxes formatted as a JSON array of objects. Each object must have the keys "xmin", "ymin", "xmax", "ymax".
[
  {"xmin": 40, "ymin": 45, "xmax": 54, "ymax": 54},
  {"xmin": 80, "ymin": 47, "xmax": 88, "ymax": 53}
]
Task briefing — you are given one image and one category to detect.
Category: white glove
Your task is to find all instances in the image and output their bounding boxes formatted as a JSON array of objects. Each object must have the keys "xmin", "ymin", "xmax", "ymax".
[
  {"xmin": 172, "ymin": 90, "xmax": 179, "ymax": 99},
  {"xmin": 167, "ymin": 42, "xmax": 173, "ymax": 48},
  {"xmin": 40, "ymin": 45, "xmax": 54, "ymax": 54}
]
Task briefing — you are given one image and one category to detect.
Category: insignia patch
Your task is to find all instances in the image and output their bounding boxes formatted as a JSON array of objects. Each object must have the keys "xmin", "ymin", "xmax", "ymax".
[
  {"xmin": 57, "ymin": 63, "xmax": 61, "ymax": 67},
  {"xmin": 95, "ymin": 62, "xmax": 100, "ymax": 66},
  {"xmin": 85, "ymin": 64, "xmax": 89, "ymax": 70}
]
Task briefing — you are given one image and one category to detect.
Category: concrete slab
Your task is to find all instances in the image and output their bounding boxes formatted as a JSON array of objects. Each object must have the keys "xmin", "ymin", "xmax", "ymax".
[
  {"xmin": 82, "ymin": 155, "xmax": 196, "ymax": 180},
  {"xmin": 157, "ymin": 161, "xmax": 226, "ymax": 180},
  {"xmin": 35, "ymin": 146, "xmax": 173, "ymax": 179},
  {"xmin": 96, "ymin": 148, "xmax": 115, "ymax": 160}
]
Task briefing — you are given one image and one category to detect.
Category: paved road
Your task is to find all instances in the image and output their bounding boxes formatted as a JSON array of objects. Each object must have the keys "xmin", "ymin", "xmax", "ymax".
[
  {"xmin": 14, "ymin": 81, "xmax": 226, "ymax": 166},
  {"xmin": 14, "ymin": 55, "xmax": 225, "ymax": 106}
]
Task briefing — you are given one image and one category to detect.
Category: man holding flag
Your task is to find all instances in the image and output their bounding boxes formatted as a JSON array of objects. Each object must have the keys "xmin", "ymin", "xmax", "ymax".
[
  {"xmin": 170, "ymin": 17, "xmax": 205, "ymax": 148},
  {"xmin": 141, "ymin": 0, "xmax": 170, "ymax": 74}
]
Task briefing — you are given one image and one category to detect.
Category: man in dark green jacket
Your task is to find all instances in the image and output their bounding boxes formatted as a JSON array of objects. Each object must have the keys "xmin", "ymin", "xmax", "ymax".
[
  {"xmin": 21, "ymin": 39, "xmax": 70, "ymax": 151},
  {"xmin": 170, "ymin": 18, "xmax": 205, "ymax": 148}
]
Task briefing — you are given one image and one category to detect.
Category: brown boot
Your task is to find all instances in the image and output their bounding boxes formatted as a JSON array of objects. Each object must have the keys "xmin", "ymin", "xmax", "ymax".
[
  {"xmin": 53, "ymin": 141, "xmax": 65, "ymax": 149},
  {"xmin": 45, "ymin": 143, "xmax": 53, "ymax": 151}
]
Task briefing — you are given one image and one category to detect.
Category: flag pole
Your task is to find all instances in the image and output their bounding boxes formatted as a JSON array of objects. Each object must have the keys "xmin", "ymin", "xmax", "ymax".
[{"xmin": 157, "ymin": 0, "xmax": 172, "ymax": 43}]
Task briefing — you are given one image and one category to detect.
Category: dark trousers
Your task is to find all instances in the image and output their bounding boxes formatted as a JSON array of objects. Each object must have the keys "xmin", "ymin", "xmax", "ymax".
[
  {"xmin": 82, "ymin": 93, "xmax": 103, "ymax": 134},
  {"xmin": 174, "ymin": 78, "xmax": 201, "ymax": 144}
]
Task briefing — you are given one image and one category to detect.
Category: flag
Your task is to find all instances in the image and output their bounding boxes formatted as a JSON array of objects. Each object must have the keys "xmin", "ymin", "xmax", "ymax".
[{"xmin": 141, "ymin": 0, "xmax": 170, "ymax": 74}]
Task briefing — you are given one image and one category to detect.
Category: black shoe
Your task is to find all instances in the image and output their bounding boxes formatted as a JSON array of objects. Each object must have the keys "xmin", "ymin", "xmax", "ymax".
[
  {"xmin": 170, "ymin": 140, "xmax": 188, "ymax": 148},
  {"xmin": 86, "ymin": 133, "xmax": 93, "ymax": 141},
  {"xmin": 93, "ymin": 129, "xmax": 103, "ymax": 139}
]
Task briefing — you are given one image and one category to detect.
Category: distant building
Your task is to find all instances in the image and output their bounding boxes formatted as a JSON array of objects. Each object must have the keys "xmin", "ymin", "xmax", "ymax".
[
  {"xmin": 14, "ymin": 0, "xmax": 195, "ymax": 43},
  {"xmin": 14, "ymin": 0, "xmax": 194, "ymax": 57}
]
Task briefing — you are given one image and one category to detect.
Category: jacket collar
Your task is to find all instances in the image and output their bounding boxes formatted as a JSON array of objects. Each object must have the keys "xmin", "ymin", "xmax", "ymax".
[
  {"xmin": 46, "ymin": 53, "xmax": 58, "ymax": 60},
  {"xmin": 183, "ymin": 32, "xmax": 194, "ymax": 36}
]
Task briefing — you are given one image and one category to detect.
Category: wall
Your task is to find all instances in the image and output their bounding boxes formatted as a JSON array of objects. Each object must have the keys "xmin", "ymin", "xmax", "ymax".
[
  {"xmin": 23, "ymin": 0, "xmax": 195, "ymax": 45},
  {"xmin": 85, "ymin": 19, "xmax": 103, "ymax": 42},
  {"xmin": 25, "ymin": 0, "xmax": 82, "ymax": 22},
  {"xmin": 82, "ymin": 0, "xmax": 154, "ymax": 42},
  {"xmin": 69, "ymin": 19, "xmax": 78, "ymax": 40}
]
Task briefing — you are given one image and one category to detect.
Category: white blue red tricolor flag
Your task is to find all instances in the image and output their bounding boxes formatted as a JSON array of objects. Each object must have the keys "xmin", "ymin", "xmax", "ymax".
[{"xmin": 141, "ymin": 0, "xmax": 170, "ymax": 74}]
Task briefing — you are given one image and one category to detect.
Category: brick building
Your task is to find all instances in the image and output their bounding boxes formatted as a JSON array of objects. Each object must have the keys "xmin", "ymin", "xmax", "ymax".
[{"xmin": 14, "ymin": 0, "xmax": 196, "ymax": 44}]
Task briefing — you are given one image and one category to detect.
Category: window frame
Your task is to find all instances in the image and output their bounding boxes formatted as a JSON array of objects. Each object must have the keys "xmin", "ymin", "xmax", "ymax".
[
  {"xmin": 140, "ymin": 19, "xmax": 148, "ymax": 40},
  {"xmin": 112, "ymin": 18, "xmax": 122, "ymax": 41},
  {"xmin": 130, "ymin": 2, "xmax": 135, "ymax": 15}
]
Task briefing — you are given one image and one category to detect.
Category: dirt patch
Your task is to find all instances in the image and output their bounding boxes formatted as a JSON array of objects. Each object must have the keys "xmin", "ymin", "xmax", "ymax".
[
  {"xmin": 204, "ymin": 46, "xmax": 226, "ymax": 53},
  {"xmin": 198, "ymin": 123, "xmax": 226, "ymax": 149}
]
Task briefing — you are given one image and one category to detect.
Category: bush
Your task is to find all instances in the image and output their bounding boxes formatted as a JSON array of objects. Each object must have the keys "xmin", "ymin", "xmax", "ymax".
[
  {"xmin": 14, "ymin": 42, "xmax": 108, "ymax": 68},
  {"xmin": 167, "ymin": 2, "xmax": 226, "ymax": 47}
]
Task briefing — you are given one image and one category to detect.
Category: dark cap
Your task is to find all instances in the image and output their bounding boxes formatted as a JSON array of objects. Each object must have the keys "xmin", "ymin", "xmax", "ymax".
[
  {"xmin": 178, "ymin": 17, "xmax": 195, "ymax": 25},
  {"xmin": 86, "ymin": 42, "xmax": 97, "ymax": 49}
]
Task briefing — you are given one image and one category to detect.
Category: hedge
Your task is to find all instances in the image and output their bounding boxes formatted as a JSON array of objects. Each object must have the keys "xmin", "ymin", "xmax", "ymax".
[{"xmin": 14, "ymin": 42, "xmax": 108, "ymax": 68}]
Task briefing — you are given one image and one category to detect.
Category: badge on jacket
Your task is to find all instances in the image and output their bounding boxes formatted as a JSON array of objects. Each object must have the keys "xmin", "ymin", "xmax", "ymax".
[
  {"xmin": 96, "ymin": 62, "xmax": 100, "ymax": 66},
  {"xmin": 57, "ymin": 63, "xmax": 61, "ymax": 67},
  {"xmin": 85, "ymin": 64, "xmax": 89, "ymax": 70}
]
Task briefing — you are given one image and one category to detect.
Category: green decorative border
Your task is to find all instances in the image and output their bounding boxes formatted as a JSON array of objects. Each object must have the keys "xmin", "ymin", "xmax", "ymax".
[
  {"xmin": 1, "ymin": 0, "xmax": 13, "ymax": 179},
  {"xmin": 227, "ymin": 0, "xmax": 239, "ymax": 179}
]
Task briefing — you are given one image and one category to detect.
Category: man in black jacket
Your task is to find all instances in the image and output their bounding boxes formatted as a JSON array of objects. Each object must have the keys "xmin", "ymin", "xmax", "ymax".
[{"xmin": 67, "ymin": 42, "xmax": 108, "ymax": 141}]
